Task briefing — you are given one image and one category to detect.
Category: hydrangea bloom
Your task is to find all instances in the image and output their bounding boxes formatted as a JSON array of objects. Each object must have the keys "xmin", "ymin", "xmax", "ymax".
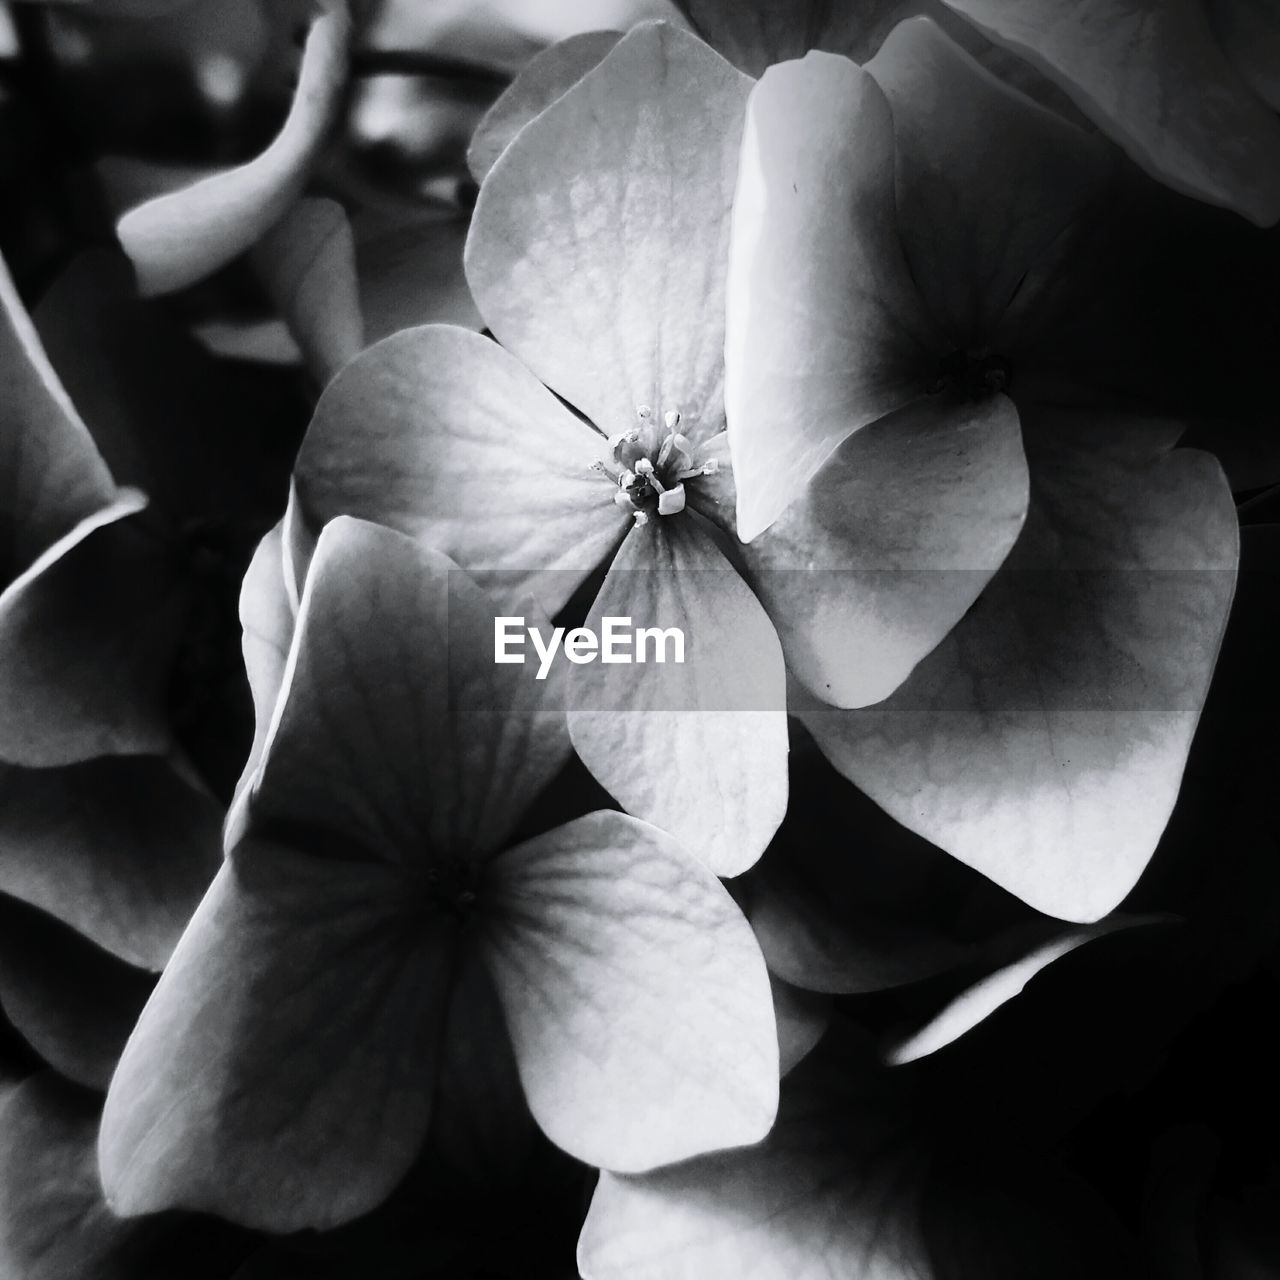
[{"xmin": 99, "ymin": 517, "xmax": 780, "ymax": 1231}]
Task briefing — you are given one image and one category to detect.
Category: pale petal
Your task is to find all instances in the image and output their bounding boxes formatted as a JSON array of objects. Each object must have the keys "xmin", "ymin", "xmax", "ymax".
[
  {"xmin": 482, "ymin": 810, "xmax": 778, "ymax": 1171},
  {"xmin": 799, "ymin": 414, "xmax": 1239, "ymax": 922},
  {"xmin": 99, "ymin": 845, "xmax": 455, "ymax": 1230},
  {"xmin": 726, "ymin": 51, "xmax": 936, "ymax": 541},
  {"xmin": 736, "ymin": 393, "xmax": 1028, "ymax": 707},
  {"xmin": 249, "ymin": 516, "xmax": 572, "ymax": 863},
  {"xmin": 567, "ymin": 517, "xmax": 788, "ymax": 877},
  {"xmin": 886, "ymin": 916, "xmax": 1170, "ymax": 1064},
  {"xmin": 117, "ymin": 1, "xmax": 352, "ymax": 294},
  {"xmin": 467, "ymin": 31, "xmax": 624, "ymax": 183},
  {"xmin": 466, "ymin": 22, "xmax": 753, "ymax": 446},
  {"xmin": 253, "ymin": 197, "xmax": 363, "ymax": 383},
  {"xmin": 293, "ymin": 324, "xmax": 627, "ymax": 616},
  {"xmin": 939, "ymin": 0, "xmax": 1280, "ymax": 225}
]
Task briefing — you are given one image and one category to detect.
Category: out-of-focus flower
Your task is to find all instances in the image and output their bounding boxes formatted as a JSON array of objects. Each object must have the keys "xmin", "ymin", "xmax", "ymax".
[
  {"xmin": 725, "ymin": 21, "xmax": 1239, "ymax": 922},
  {"xmin": 290, "ymin": 24, "xmax": 789, "ymax": 877},
  {"xmin": 99, "ymin": 517, "xmax": 780, "ymax": 1232},
  {"xmin": 938, "ymin": 0, "xmax": 1280, "ymax": 225}
]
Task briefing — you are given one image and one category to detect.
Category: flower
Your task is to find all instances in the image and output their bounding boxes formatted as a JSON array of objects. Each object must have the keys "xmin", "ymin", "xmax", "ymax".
[
  {"xmin": 722, "ymin": 19, "xmax": 1239, "ymax": 921},
  {"xmin": 289, "ymin": 22, "xmax": 790, "ymax": 877},
  {"xmin": 99, "ymin": 516, "xmax": 780, "ymax": 1232},
  {"xmin": 939, "ymin": 0, "xmax": 1280, "ymax": 225}
]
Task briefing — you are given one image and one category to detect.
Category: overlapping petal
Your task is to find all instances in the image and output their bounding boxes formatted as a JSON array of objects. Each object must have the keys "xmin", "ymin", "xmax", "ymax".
[
  {"xmin": 734, "ymin": 394, "xmax": 1027, "ymax": 707},
  {"xmin": 939, "ymin": 0, "xmax": 1280, "ymax": 225},
  {"xmin": 482, "ymin": 810, "xmax": 779, "ymax": 1172},
  {"xmin": 799, "ymin": 414, "xmax": 1238, "ymax": 921},
  {"xmin": 566, "ymin": 516, "xmax": 787, "ymax": 876},
  {"xmin": 293, "ymin": 325, "xmax": 628, "ymax": 616},
  {"xmin": 247, "ymin": 515, "xmax": 572, "ymax": 863},
  {"xmin": 725, "ymin": 50, "xmax": 938, "ymax": 542},
  {"xmin": 466, "ymin": 22, "xmax": 752, "ymax": 448},
  {"xmin": 866, "ymin": 16, "xmax": 1112, "ymax": 347},
  {"xmin": 117, "ymin": 0, "xmax": 352, "ymax": 294},
  {"xmin": 99, "ymin": 840, "xmax": 454, "ymax": 1231},
  {"xmin": 467, "ymin": 30, "xmax": 625, "ymax": 183}
]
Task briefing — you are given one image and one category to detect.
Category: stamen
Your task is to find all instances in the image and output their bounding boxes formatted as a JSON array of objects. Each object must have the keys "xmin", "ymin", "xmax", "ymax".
[
  {"xmin": 658, "ymin": 483, "xmax": 686, "ymax": 516},
  {"xmin": 614, "ymin": 489, "xmax": 637, "ymax": 511},
  {"xmin": 634, "ymin": 457, "xmax": 654, "ymax": 477},
  {"xmin": 636, "ymin": 405, "xmax": 653, "ymax": 422},
  {"xmin": 664, "ymin": 409, "xmax": 682, "ymax": 431},
  {"xmin": 633, "ymin": 510, "xmax": 650, "ymax": 527}
]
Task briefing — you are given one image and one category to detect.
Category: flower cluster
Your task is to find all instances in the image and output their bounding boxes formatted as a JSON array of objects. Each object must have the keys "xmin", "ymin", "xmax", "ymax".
[{"xmin": 0, "ymin": 0, "xmax": 1278, "ymax": 1277}]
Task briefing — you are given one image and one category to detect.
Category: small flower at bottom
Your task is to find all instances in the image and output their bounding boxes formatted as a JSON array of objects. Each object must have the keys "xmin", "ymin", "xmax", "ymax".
[{"xmin": 98, "ymin": 517, "xmax": 780, "ymax": 1233}]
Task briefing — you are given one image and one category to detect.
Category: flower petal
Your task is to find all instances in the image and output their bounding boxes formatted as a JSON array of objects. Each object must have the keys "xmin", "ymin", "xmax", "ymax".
[
  {"xmin": 467, "ymin": 30, "xmax": 625, "ymax": 183},
  {"xmin": 481, "ymin": 810, "xmax": 778, "ymax": 1172},
  {"xmin": 293, "ymin": 324, "xmax": 627, "ymax": 616},
  {"xmin": 0, "ymin": 496, "xmax": 183, "ymax": 766},
  {"xmin": 798, "ymin": 413, "xmax": 1238, "ymax": 922},
  {"xmin": 885, "ymin": 916, "xmax": 1170, "ymax": 1065},
  {"xmin": 736, "ymin": 392, "xmax": 1028, "ymax": 707},
  {"xmin": 99, "ymin": 845, "xmax": 455, "ymax": 1230},
  {"xmin": 466, "ymin": 22, "xmax": 752, "ymax": 446},
  {"xmin": 0, "ymin": 756, "xmax": 222, "ymax": 969},
  {"xmin": 567, "ymin": 517, "xmax": 788, "ymax": 877},
  {"xmin": 117, "ymin": 0, "xmax": 352, "ymax": 295},
  {"xmin": 249, "ymin": 515, "xmax": 573, "ymax": 863},
  {"xmin": 0, "ymin": 897, "xmax": 152, "ymax": 1090},
  {"xmin": 769, "ymin": 975, "xmax": 830, "ymax": 1076},
  {"xmin": 252, "ymin": 197, "xmax": 363, "ymax": 383},
  {"xmin": 866, "ymin": 16, "xmax": 1111, "ymax": 348},
  {"xmin": 939, "ymin": 0, "xmax": 1280, "ymax": 225},
  {"xmin": 0, "ymin": 252, "xmax": 115, "ymax": 584},
  {"xmin": 726, "ymin": 51, "xmax": 937, "ymax": 541}
]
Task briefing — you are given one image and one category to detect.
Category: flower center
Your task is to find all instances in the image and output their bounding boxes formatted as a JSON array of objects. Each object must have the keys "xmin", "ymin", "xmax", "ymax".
[
  {"xmin": 590, "ymin": 405, "xmax": 720, "ymax": 526},
  {"xmin": 420, "ymin": 854, "xmax": 484, "ymax": 921},
  {"xmin": 932, "ymin": 349, "xmax": 1012, "ymax": 400}
]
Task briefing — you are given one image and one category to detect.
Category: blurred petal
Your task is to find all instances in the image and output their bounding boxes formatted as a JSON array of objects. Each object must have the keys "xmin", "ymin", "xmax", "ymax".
[
  {"xmin": 0, "ymin": 495, "xmax": 183, "ymax": 766},
  {"xmin": 939, "ymin": 0, "xmax": 1280, "ymax": 225},
  {"xmin": 466, "ymin": 22, "xmax": 752, "ymax": 446},
  {"xmin": 866, "ymin": 16, "xmax": 1111, "ymax": 346},
  {"xmin": 0, "ymin": 1076, "xmax": 160, "ymax": 1280},
  {"xmin": 483, "ymin": 810, "xmax": 778, "ymax": 1171},
  {"xmin": 295, "ymin": 325, "xmax": 627, "ymax": 612},
  {"xmin": 253, "ymin": 197, "xmax": 363, "ymax": 383},
  {"xmin": 886, "ymin": 916, "xmax": 1169, "ymax": 1064},
  {"xmin": 567, "ymin": 517, "xmax": 788, "ymax": 877},
  {"xmin": 467, "ymin": 30, "xmax": 623, "ymax": 183},
  {"xmin": 799, "ymin": 414, "xmax": 1238, "ymax": 922},
  {"xmin": 0, "ymin": 252, "xmax": 115, "ymax": 584},
  {"xmin": 737, "ymin": 393, "xmax": 1028, "ymax": 707},
  {"xmin": 353, "ymin": 205, "xmax": 481, "ymax": 342},
  {"xmin": 117, "ymin": 1, "xmax": 352, "ymax": 294},
  {"xmin": 99, "ymin": 844, "xmax": 454, "ymax": 1230},
  {"xmin": 726, "ymin": 52, "xmax": 936, "ymax": 541},
  {"xmin": 249, "ymin": 517, "xmax": 572, "ymax": 863},
  {"xmin": 1208, "ymin": 0, "xmax": 1280, "ymax": 109},
  {"xmin": 0, "ymin": 897, "xmax": 152, "ymax": 1090},
  {"xmin": 0, "ymin": 756, "xmax": 222, "ymax": 969}
]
